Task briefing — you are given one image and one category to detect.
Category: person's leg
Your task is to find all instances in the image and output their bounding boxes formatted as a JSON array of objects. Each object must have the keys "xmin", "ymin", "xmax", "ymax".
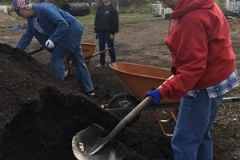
[
  {"xmin": 106, "ymin": 32, "xmax": 116, "ymax": 63},
  {"xmin": 197, "ymin": 94, "xmax": 223, "ymax": 160},
  {"xmin": 98, "ymin": 31, "xmax": 106, "ymax": 65},
  {"xmin": 171, "ymin": 89, "xmax": 223, "ymax": 160},
  {"xmin": 50, "ymin": 45, "xmax": 68, "ymax": 80},
  {"xmin": 70, "ymin": 44, "xmax": 94, "ymax": 93}
]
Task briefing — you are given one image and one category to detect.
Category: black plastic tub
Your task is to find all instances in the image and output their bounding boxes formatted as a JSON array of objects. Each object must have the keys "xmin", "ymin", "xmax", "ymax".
[{"xmin": 62, "ymin": 3, "xmax": 90, "ymax": 16}]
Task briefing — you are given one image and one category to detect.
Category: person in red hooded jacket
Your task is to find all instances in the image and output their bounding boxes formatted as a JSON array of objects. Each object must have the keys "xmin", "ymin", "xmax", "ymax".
[{"xmin": 146, "ymin": 0, "xmax": 239, "ymax": 159}]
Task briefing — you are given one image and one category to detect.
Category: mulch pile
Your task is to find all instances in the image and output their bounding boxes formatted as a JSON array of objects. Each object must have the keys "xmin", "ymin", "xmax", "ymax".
[
  {"xmin": 228, "ymin": 17, "xmax": 240, "ymax": 33},
  {"xmin": 0, "ymin": 43, "xmax": 173, "ymax": 160},
  {"xmin": 0, "ymin": 43, "xmax": 122, "ymax": 160}
]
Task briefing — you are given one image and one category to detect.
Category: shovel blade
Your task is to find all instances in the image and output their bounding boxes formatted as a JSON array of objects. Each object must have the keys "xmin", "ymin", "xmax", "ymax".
[{"xmin": 72, "ymin": 124, "xmax": 127, "ymax": 160}]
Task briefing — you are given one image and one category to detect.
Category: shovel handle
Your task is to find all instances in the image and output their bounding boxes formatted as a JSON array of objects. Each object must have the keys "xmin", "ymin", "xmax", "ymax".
[
  {"xmin": 29, "ymin": 46, "xmax": 47, "ymax": 55},
  {"xmin": 84, "ymin": 48, "xmax": 111, "ymax": 60},
  {"xmin": 109, "ymin": 96, "xmax": 153, "ymax": 138},
  {"xmin": 106, "ymin": 76, "xmax": 175, "ymax": 142},
  {"xmin": 222, "ymin": 97, "xmax": 240, "ymax": 103},
  {"xmin": 108, "ymin": 96, "xmax": 240, "ymax": 137},
  {"xmin": 91, "ymin": 96, "xmax": 153, "ymax": 155}
]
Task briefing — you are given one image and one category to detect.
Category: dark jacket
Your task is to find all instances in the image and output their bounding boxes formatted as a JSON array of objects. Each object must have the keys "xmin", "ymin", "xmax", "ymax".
[{"xmin": 94, "ymin": 3, "xmax": 119, "ymax": 34}]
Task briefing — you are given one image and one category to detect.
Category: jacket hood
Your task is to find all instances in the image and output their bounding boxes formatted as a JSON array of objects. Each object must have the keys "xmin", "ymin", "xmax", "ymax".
[{"xmin": 171, "ymin": 0, "xmax": 215, "ymax": 19}]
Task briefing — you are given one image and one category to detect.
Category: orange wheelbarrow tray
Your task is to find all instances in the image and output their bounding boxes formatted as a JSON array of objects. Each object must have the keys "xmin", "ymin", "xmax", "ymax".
[
  {"xmin": 109, "ymin": 62, "xmax": 240, "ymax": 112},
  {"xmin": 106, "ymin": 62, "xmax": 240, "ymax": 137},
  {"xmin": 82, "ymin": 43, "xmax": 111, "ymax": 60},
  {"xmin": 109, "ymin": 62, "xmax": 180, "ymax": 104},
  {"xmin": 106, "ymin": 61, "xmax": 180, "ymax": 116}
]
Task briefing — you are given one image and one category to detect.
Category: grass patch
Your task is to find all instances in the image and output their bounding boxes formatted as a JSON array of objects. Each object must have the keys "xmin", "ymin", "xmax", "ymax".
[
  {"xmin": 77, "ymin": 12, "xmax": 154, "ymax": 25},
  {"xmin": 0, "ymin": 12, "xmax": 155, "ymax": 27}
]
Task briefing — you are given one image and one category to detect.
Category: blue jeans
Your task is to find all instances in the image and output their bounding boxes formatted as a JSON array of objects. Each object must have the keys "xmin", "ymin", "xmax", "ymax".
[
  {"xmin": 50, "ymin": 44, "xmax": 94, "ymax": 93},
  {"xmin": 50, "ymin": 44, "xmax": 68, "ymax": 81},
  {"xmin": 97, "ymin": 31, "xmax": 116, "ymax": 65},
  {"xmin": 171, "ymin": 89, "xmax": 224, "ymax": 160}
]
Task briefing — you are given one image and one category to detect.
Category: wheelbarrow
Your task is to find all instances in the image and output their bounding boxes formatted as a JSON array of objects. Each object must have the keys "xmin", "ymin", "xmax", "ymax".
[
  {"xmin": 71, "ymin": 62, "xmax": 240, "ymax": 160},
  {"xmin": 106, "ymin": 62, "xmax": 240, "ymax": 137}
]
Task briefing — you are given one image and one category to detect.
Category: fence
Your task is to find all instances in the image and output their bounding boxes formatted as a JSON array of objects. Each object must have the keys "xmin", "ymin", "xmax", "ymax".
[{"xmin": 228, "ymin": 0, "xmax": 240, "ymax": 14}]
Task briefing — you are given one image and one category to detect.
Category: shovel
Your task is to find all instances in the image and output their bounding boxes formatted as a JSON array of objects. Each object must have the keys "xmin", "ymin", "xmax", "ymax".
[
  {"xmin": 84, "ymin": 48, "xmax": 111, "ymax": 60},
  {"xmin": 28, "ymin": 46, "xmax": 47, "ymax": 55},
  {"xmin": 72, "ymin": 96, "xmax": 153, "ymax": 160},
  {"xmin": 29, "ymin": 47, "xmax": 109, "ymax": 58}
]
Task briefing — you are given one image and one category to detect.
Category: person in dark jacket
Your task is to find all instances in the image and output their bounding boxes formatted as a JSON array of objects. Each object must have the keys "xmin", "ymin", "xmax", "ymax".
[
  {"xmin": 9, "ymin": 0, "xmax": 95, "ymax": 96},
  {"xmin": 94, "ymin": 0, "xmax": 119, "ymax": 68}
]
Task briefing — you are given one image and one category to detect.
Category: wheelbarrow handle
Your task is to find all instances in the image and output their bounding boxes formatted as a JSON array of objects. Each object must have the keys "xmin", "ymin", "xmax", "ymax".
[
  {"xmin": 29, "ymin": 46, "xmax": 47, "ymax": 55},
  {"xmin": 221, "ymin": 97, "xmax": 240, "ymax": 103},
  {"xmin": 84, "ymin": 48, "xmax": 111, "ymax": 60}
]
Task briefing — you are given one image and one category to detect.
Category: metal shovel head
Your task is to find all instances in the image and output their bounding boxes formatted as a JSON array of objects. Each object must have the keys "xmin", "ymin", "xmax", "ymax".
[{"xmin": 72, "ymin": 124, "xmax": 127, "ymax": 160}]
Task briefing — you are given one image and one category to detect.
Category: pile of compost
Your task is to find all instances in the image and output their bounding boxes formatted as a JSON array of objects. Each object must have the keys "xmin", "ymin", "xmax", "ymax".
[
  {"xmin": 0, "ymin": 43, "xmax": 173, "ymax": 160},
  {"xmin": 0, "ymin": 43, "xmax": 121, "ymax": 160}
]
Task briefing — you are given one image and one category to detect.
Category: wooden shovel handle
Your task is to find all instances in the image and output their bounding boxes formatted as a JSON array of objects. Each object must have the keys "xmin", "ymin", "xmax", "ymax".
[
  {"xmin": 108, "ymin": 96, "xmax": 153, "ymax": 140},
  {"xmin": 91, "ymin": 96, "xmax": 153, "ymax": 155}
]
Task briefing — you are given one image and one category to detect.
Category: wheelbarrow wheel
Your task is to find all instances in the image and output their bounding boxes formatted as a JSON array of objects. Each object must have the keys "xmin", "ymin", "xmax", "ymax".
[{"xmin": 107, "ymin": 93, "xmax": 140, "ymax": 124}]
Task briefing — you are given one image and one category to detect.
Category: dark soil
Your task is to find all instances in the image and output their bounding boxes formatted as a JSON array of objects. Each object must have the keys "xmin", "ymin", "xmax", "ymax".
[{"xmin": 0, "ymin": 16, "xmax": 240, "ymax": 160}]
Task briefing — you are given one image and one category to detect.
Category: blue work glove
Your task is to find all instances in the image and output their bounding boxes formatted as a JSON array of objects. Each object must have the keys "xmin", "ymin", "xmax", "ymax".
[{"xmin": 145, "ymin": 89, "xmax": 162, "ymax": 105}]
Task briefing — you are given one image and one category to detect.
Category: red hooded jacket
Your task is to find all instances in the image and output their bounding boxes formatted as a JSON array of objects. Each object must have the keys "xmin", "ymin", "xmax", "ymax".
[{"xmin": 158, "ymin": 0, "xmax": 236, "ymax": 99}]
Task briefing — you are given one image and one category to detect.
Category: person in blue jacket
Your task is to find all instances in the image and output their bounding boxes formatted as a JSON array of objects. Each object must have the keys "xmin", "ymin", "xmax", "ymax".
[{"xmin": 9, "ymin": 0, "xmax": 95, "ymax": 96}]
